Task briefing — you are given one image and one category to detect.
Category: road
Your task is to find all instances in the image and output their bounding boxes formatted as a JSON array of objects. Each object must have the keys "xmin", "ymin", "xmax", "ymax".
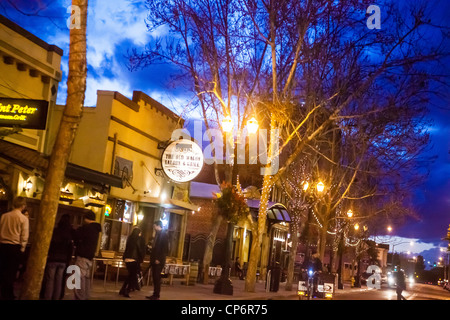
[
  {"xmin": 285, "ymin": 283, "xmax": 450, "ymax": 300},
  {"xmin": 333, "ymin": 283, "xmax": 450, "ymax": 300}
]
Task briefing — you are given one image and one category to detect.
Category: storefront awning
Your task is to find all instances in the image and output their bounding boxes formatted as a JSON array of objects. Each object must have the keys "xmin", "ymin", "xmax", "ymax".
[
  {"xmin": 138, "ymin": 196, "xmax": 199, "ymax": 212},
  {"xmin": 246, "ymin": 199, "xmax": 291, "ymax": 222},
  {"xmin": 0, "ymin": 139, "xmax": 124, "ymax": 188}
]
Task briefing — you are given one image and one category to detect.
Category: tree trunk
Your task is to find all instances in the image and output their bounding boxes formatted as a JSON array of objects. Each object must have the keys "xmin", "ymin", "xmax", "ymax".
[
  {"xmin": 318, "ymin": 219, "xmax": 328, "ymax": 265},
  {"xmin": 244, "ymin": 171, "xmax": 272, "ymax": 292},
  {"xmin": 202, "ymin": 214, "xmax": 223, "ymax": 284},
  {"xmin": 20, "ymin": 0, "xmax": 87, "ymax": 300},
  {"xmin": 285, "ymin": 224, "xmax": 299, "ymax": 291},
  {"xmin": 245, "ymin": 115, "xmax": 276, "ymax": 292}
]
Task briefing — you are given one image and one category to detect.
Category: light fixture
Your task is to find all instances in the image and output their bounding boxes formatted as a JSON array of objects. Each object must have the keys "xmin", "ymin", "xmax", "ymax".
[
  {"xmin": 354, "ymin": 223, "xmax": 360, "ymax": 231},
  {"xmin": 160, "ymin": 192, "xmax": 167, "ymax": 202},
  {"xmin": 387, "ymin": 226, "xmax": 392, "ymax": 232},
  {"xmin": 23, "ymin": 179, "xmax": 33, "ymax": 192},
  {"xmin": 222, "ymin": 115, "xmax": 233, "ymax": 133},
  {"xmin": 316, "ymin": 181, "xmax": 324, "ymax": 193},
  {"xmin": 347, "ymin": 209, "xmax": 353, "ymax": 218},
  {"xmin": 137, "ymin": 213, "xmax": 144, "ymax": 222},
  {"xmin": 104, "ymin": 205, "xmax": 112, "ymax": 217},
  {"xmin": 246, "ymin": 117, "xmax": 259, "ymax": 134},
  {"xmin": 144, "ymin": 190, "xmax": 151, "ymax": 195},
  {"xmin": 302, "ymin": 181, "xmax": 309, "ymax": 191}
]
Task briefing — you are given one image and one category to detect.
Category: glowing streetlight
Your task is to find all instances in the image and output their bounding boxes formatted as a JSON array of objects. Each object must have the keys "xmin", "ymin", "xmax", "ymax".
[
  {"xmin": 222, "ymin": 115, "xmax": 233, "ymax": 133},
  {"xmin": 302, "ymin": 181, "xmax": 309, "ymax": 191},
  {"xmin": 246, "ymin": 117, "xmax": 259, "ymax": 134},
  {"xmin": 316, "ymin": 181, "xmax": 325, "ymax": 193},
  {"xmin": 387, "ymin": 226, "xmax": 392, "ymax": 232},
  {"xmin": 354, "ymin": 223, "xmax": 360, "ymax": 231},
  {"xmin": 347, "ymin": 209, "xmax": 353, "ymax": 218}
]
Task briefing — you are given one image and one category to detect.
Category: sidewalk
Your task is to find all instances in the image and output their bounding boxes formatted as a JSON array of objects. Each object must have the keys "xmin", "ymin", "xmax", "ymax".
[{"xmin": 62, "ymin": 276, "xmax": 362, "ymax": 300}]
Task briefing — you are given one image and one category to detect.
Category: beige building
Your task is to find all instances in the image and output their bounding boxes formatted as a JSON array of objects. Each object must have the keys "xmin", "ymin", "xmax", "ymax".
[
  {"xmin": 0, "ymin": 14, "xmax": 62, "ymax": 152},
  {"xmin": 0, "ymin": 15, "xmax": 123, "ymax": 247},
  {"xmin": 47, "ymin": 90, "xmax": 198, "ymax": 259}
]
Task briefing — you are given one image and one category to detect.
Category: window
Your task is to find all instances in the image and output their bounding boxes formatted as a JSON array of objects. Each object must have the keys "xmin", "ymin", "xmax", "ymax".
[
  {"xmin": 164, "ymin": 211, "xmax": 183, "ymax": 257},
  {"xmin": 101, "ymin": 199, "xmax": 135, "ymax": 252}
]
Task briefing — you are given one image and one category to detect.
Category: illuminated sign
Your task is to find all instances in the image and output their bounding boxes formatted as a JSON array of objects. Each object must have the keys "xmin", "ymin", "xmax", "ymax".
[
  {"xmin": 161, "ymin": 139, "xmax": 203, "ymax": 183},
  {"xmin": 0, "ymin": 98, "xmax": 49, "ymax": 130}
]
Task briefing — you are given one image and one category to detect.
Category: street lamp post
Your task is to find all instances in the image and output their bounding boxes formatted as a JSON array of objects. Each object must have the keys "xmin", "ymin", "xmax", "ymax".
[
  {"xmin": 336, "ymin": 208, "xmax": 361, "ymax": 289},
  {"xmin": 300, "ymin": 180, "xmax": 324, "ymax": 263},
  {"xmin": 213, "ymin": 115, "xmax": 259, "ymax": 296}
]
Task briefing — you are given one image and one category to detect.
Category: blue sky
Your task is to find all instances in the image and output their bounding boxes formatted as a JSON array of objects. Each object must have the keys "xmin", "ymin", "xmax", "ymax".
[{"xmin": 1, "ymin": 0, "xmax": 448, "ymax": 266}]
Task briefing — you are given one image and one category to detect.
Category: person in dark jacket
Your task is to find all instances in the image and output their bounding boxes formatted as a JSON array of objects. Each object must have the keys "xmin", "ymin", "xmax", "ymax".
[
  {"xmin": 73, "ymin": 210, "xmax": 101, "ymax": 300},
  {"xmin": 119, "ymin": 227, "xmax": 145, "ymax": 298},
  {"xmin": 146, "ymin": 220, "xmax": 169, "ymax": 300},
  {"xmin": 43, "ymin": 214, "xmax": 74, "ymax": 300},
  {"xmin": 395, "ymin": 270, "xmax": 407, "ymax": 300}
]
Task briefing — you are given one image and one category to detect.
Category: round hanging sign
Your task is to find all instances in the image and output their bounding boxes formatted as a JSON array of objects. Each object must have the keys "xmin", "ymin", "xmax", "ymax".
[{"xmin": 161, "ymin": 139, "xmax": 204, "ymax": 182}]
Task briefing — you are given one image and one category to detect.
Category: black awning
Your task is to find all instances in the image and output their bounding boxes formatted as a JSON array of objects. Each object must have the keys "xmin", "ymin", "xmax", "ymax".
[
  {"xmin": 65, "ymin": 163, "xmax": 124, "ymax": 189},
  {"xmin": 267, "ymin": 205, "xmax": 291, "ymax": 222},
  {"xmin": 0, "ymin": 139, "xmax": 124, "ymax": 188},
  {"xmin": 246, "ymin": 199, "xmax": 291, "ymax": 223}
]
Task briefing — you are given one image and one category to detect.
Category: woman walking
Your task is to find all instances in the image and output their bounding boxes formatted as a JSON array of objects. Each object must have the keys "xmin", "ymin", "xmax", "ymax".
[{"xmin": 119, "ymin": 227, "xmax": 145, "ymax": 298}]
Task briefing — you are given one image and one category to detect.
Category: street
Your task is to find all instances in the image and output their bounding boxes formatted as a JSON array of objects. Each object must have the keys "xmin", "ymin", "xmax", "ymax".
[{"xmin": 284, "ymin": 283, "xmax": 450, "ymax": 300}]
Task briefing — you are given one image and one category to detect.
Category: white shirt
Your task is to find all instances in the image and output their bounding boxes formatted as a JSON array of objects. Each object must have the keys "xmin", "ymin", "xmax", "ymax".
[{"xmin": 0, "ymin": 208, "xmax": 29, "ymax": 252}]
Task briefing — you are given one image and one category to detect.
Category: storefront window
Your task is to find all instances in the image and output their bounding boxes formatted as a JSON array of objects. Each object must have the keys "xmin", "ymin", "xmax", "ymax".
[
  {"xmin": 161, "ymin": 210, "xmax": 183, "ymax": 258},
  {"xmin": 102, "ymin": 199, "xmax": 135, "ymax": 252}
]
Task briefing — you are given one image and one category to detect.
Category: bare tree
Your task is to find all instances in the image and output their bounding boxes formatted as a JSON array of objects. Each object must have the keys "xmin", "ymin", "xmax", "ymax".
[
  {"xmin": 129, "ymin": 0, "xmax": 448, "ymax": 293},
  {"xmin": 20, "ymin": 0, "xmax": 88, "ymax": 300}
]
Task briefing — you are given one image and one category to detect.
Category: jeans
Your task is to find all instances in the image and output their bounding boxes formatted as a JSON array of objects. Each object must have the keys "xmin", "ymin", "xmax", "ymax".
[
  {"xmin": 44, "ymin": 262, "xmax": 66, "ymax": 300},
  {"xmin": 74, "ymin": 256, "xmax": 92, "ymax": 300},
  {"xmin": 0, "ymin": 244, "xmax": 21, "ymax": 300}
]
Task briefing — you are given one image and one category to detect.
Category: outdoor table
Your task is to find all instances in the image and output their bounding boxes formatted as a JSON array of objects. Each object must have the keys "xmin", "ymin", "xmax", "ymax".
[{"xmin": 92, "ymin": 257, "xmax": 126, "ymax": 290}]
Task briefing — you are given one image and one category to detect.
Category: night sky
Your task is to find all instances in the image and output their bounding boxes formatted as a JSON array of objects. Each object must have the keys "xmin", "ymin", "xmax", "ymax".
[{"xmin": 1, "ymin": 0, "xmax": 448, "ymax": 266}]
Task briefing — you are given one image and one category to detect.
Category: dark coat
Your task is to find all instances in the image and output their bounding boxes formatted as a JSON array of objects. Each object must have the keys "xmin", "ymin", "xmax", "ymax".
[
  {"xmin": 74, "ymin": 222, "xmax": 101, "ymax": 260},
  {"xmin": 150, "ymin": 230, "xmax": 169, "ymax": 266},
  {"xmin": 123, "ymin": 234, "xmax": 145, "ymax": 264},
  {"xmin": 47, "ymin": 225, "xmax": 74, "ymax": 264}
]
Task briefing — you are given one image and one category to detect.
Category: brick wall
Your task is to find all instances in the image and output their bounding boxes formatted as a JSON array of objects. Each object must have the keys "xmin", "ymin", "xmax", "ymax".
[{"xmin": 187, "ymin": 198, "xmax": 227, "ymax": 238}]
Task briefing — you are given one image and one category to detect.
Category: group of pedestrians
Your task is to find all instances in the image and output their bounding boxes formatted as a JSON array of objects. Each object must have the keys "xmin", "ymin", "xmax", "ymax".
[
  {"xmin": 119, "ymin": 220, "xmax": 169, "ymax": 300},
  {"xmin": 0, "ymin": 196, "xmax": 169, "ymax": 300}
]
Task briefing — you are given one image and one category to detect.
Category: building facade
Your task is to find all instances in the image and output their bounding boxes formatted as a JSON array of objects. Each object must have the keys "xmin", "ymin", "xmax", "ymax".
[
  {"xmin": 47, "ymin": 90, "xmax": 197, "ymax": 259},
  {"xmin": 0, "ymin": 15, "xmax": 126, "ymax": 246}
]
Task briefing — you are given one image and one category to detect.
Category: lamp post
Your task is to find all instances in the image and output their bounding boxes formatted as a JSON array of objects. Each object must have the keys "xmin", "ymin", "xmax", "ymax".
[
  {"xmin": 300, "ymin": 179, "xmax": 325, "ymax": 264},
  {"xmin": 213, "ymin": 114, "xmax": 258, "ymax": 296},
  {"xmin": 336, "ymin": 208, "xmax": 361, "ymax": 289}
]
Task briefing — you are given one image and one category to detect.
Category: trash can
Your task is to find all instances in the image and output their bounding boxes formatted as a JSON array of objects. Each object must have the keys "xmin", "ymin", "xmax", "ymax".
[{"xmin": 269, "ymin": 263, "xmax": 281, "ymax": 292}]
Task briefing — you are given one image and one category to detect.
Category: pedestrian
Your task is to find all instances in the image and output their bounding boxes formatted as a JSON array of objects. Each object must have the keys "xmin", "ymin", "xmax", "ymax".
[
  {"xmin": 395, "ymin": 270, "xmax": 407, "ymax": 300},
  {"xmin": 43, "ymin": 214, "xmax": 74, "ymax": 300},
  {"xmin": 235, "ymin": 257, "xmax": 244, "ymax": 280},
  {"xmin": 146, "ymin": 220, "xmax": 169, "ymax": 300},
  {"xmin": 73, "ymin": 210, "xmax": 101, "ymax": 300},
  {"xmin": 0, "ymin": 197, "xmax": 28, "ymax": 300},
  {"xmin": 119, "ymin": 227, "xmax": 145, "ymax": 298}
]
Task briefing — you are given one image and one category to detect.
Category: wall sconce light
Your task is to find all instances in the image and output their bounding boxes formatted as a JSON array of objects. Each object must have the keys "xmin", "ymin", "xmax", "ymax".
[{"xmin": 23, "ymin": 179, "xmax": 33, "ymax": 192}]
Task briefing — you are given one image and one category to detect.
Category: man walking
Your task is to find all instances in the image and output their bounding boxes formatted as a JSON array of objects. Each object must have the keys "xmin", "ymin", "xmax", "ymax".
[
  {"xmin": 146, "ymin": 220, "xmax": 169, "ymax": 300},
  {"xmin": 0, "ymin": 197, "xmax": 29, "ymax": 300},
  {"xmin": 73, "ymin": 210, "xmax": 101, "ymax": 300}
]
